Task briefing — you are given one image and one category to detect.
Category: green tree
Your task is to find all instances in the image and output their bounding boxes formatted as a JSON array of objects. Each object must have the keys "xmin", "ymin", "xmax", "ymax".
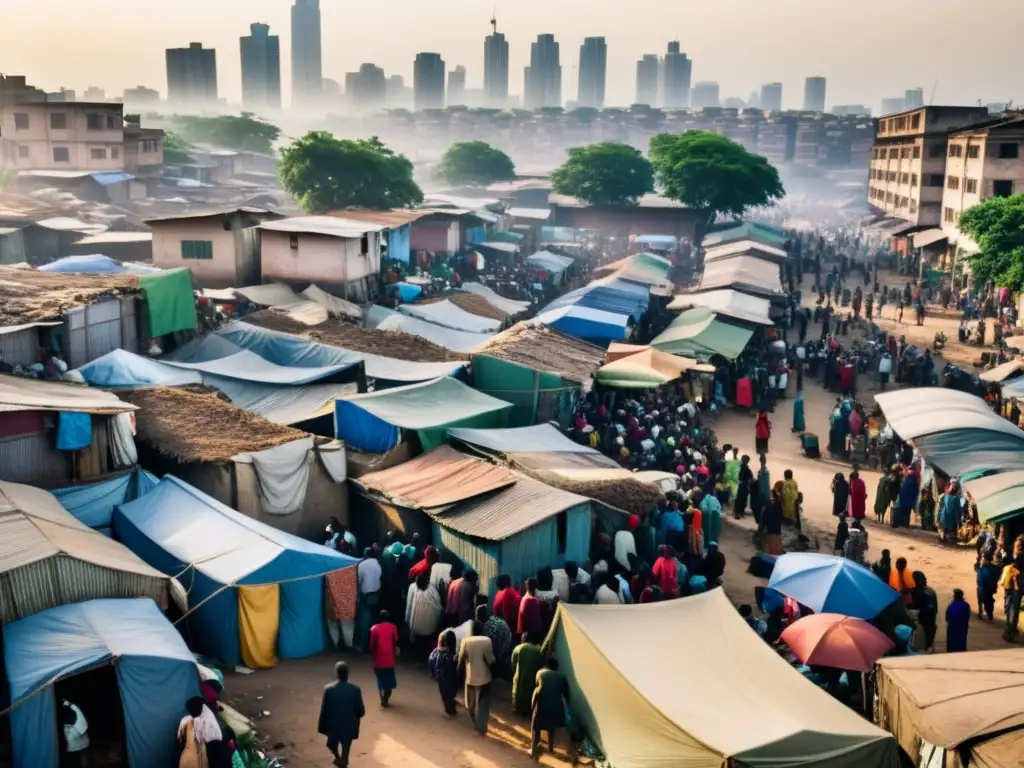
[
  {"xmin": 961, "ymin": 194, "xmax": 1024, "ymax": 288},
  {"xmin": 162, "ymin": 131, "xmax": 192, "ymax": 165},
  {"xmin": 169, "ymin": 113, "xmax": 280, "ymax": 154},
  {"xmin": 435, "ymin": 141, "xmax": 516, "ymax": 186},
  {"xmin": 550, "ymin": 141, "xmax": 654, "ymax": 206},
  {"xmin": 649, "ymin": 130, "xmax": 785, "ymax": 244},
  {"xmin": 278, "ymin": 131, "xmax": 423, "ymax": 212}
]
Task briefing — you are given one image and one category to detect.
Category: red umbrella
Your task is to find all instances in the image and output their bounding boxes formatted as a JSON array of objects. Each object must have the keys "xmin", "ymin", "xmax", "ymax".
[{"xmin": 780, "ymin": 613, "xmax": 895, "ymax": 672}]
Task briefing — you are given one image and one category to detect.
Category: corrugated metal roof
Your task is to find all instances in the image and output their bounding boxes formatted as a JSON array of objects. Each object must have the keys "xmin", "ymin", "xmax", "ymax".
[
  {"xmin": 74, "ymin": 232, "xmax": 153, "ymax": 245},
  {"xmin": 428, "ymin": 475, "xmax": 589, "ymax": 540},
  {"xmin": 508, "ymin": 207, "xmax": 552, "ymax": 221},
  {"xmin": 260, "ymin": 215, "xmax": 388, "ymax": 238},
  {"xmin": 328, "ymin": 209, "xmax": 436, "ymax": 227},
  {"xmin": 144, "ymin": 207, "xmax": 277, "ymax": 224}
]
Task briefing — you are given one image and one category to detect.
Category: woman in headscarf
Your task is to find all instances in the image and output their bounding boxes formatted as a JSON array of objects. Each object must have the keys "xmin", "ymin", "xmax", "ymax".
[
  {"xmin": 893, "ymin": 469, "xmax": 919, "ymax": 528},
  {"xmin": 874, "ymin": 470, "xmax": 892, "ymax": 524},
  {"xmin": 722, "ymin": 446, "xmax": 740, "ymax": 504},
  {"xmin": 831, "ymin": 472, "xmax": 851, "ymax": 518},
  {"xmin": 428, "ymin": 630, "xmax": 459, "ymax": 718},
  {"xmin": 849, "ymin": 469, "xmax": 867, "ymax": 521},
  {"xmin": 405, "ymin": 572, "xmax": 442, "ymax": 653},
  {"xmin": 651, "ymin": 545, "xmax": 680, "ymax": 598},
  {"xmin": 945, "ymin": 588, "xmax": 971, "ymax": 652},
  {"xmin": 764, "ymin": 482, "xmax": 785, "ymax": 555},
  {"xmin": 178, "ymin": 696, "xmax": 222, "ymax": 768},
  {"xmin": 781, "ymin": 469, "xmax": 799, "ymax": 526},
  {"xmin": 938, "ymin": 481, "xmax": 963, "ymax": 543}
]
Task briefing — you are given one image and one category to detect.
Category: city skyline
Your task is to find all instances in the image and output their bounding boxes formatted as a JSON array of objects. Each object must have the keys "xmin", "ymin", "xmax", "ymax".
[{"xmin": 3, "ymin": 0, "xmax": 1021, "ymax": 111}]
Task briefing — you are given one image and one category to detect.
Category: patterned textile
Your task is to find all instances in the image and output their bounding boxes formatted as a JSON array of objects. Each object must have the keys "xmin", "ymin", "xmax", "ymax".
[{"xmin": 326, "ymin": 566, "xmax": 358, "ymax": 621}]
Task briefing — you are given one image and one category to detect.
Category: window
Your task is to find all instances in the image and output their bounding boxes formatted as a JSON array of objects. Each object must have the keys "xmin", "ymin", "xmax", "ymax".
[
  {"xmin": 926, "ymin": 174, "xmax": 944, "ymax": 187},
  {"xmin": 50, "ymin": 113, "xmax": 66, "ymax": 130},
  {"xmin": 141, "ymin": 139, "xmax": 158, "ymax": 153},
  {"xmin": 929, "ymin": 143, "xmax": 945, "ymax": 158},
  {"xmin": 967, "ymin": 145, "xmax": 980, "ymax": 159},
  {"xmin": 889, "ymin": 148, "xmax": 899, "ymax": 159},
  {"xmin": 994, "ymin": 180, "xmax": 1015, "ymax": 197},
  {"xmin": 900, "ymin": 147, "xmax": 909, "ymax": 159},
  {"xmin": 87, "ymin": 113, "xmax": 104, "ymax": 130},
  {"xmin": 911, "ymin": 173, "xmax": 918, "ymax": 186},
  {"xmin": 947, "ymin": 176, "xmax": 959, "ymax": 190},
  {"xmin": 90, "ymin": 148, "xmax": 106, "ymax": 160},
  {"xmin": 17, "ymin": 146, "xmax": 29, "ymax": 158},
  {"xmin": 13, "ymin": 113, "xmax": 29, "ymax": 130},
  {"xmin": 181, "ymin": 240, "xmax": 213, "ymax": 260},
  {"xmin": 901, "ymin": 172, "xmax": 909, "ymax": 184},
  {"xmin": 944, "ymin": 207, "xmax": 957, "ymax": 224},
  {"xmin": 965, "ymin": 178, "xmax": 978, "ymax": 194},
  {"xmin": 52, "ymin": 147, "xmax": 69, "ymax": 163},
  {"xmin": 555, "ymin": 512, "xmax": 567, "ymax": 555},
  {"xmin": 910, "ymin": 200, "xmax": 918, "ymax": 214},
  {"xmin": 106, "ymin": 114, "xmax": 118, "ymax": 130},
  {"xmin": 998, "ymin": 142, "xmax": 1020, "ymax": 159},
  {"xmin": 885, "ymin": 192, "xmax": 894, "ymax": 203},
  {"xmin": 289, "ymin": 234, "xmax": 299, "ymax": 250},
  {"xmin": 111, "ymin": 147, "xmax": 120, "ymax": 159},
  {"xmin": 948, "ymin": 144, "xmax": 964, "ymax": 158},
  {"xmin": 912, "ymin": 145, "xmax": 921, "ymax": 159},
  {"xmin": 360, "ymin": 234, "xmax": 369, "ymax": 255},
  {"xmin": 911, "ymin": 113, "xmax": 921, "ymax": 129}
]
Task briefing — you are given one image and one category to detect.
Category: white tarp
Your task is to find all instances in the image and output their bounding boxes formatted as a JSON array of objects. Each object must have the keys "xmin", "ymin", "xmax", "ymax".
[
  {"xmin": 397, "ymin": 300, "xmax": 502, "ymax": 333},
  {"xmin": 667, "ymin": 289, "xmax": 774, "ymax": 325},
  {"xmin": 241, "ymin": 437, "xmax": 314, "ymax": 515},
  {"xmin": 459, "ymin": 283, "xmax": 531, "ymax": 316},
  {"xmin": 162, "ymin": 349, "xmax": 354, "ymax": 385},
  {"xmin": 234, "ymin": 283, "xmax": 302, "ymax": 306},
  {"xmin": 0, "ymin": 374, "xmax": 136, "ymax": 414},
  {"xmin": 376, "ymin": 313, "xmax": 493, "ymax": 353},
  {"xmin": 301, "ymin": 285, "xmax": 362, "ymax": 320},
  {"xmin": 204, "ymin": 375, "xmax": 356, "ymax": 425},
  {"xmin": 450, "ymin": 424, "xmax": 604, "ymax": 454}
]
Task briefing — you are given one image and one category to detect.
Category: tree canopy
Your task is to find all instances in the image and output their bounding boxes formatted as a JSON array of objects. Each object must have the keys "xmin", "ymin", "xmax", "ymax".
[
  {"xmin": 278, "ymin": 131, "xmax": 423, "ymax": 213},
  {"xmin": 550, "ymin": 141, "xmax": 655, "ymax": 207},
  {"xmin": 162, "ymin": 131, "xmax": 192, "ymax": 165},
  {"xmin": 961, "ymin": 194, "xmax": 1024, "ymax": 288},
  {"xmin": 435, "ymin": 141, "xmax": 516, "ymax": 186},
  {"xmin": 168, "ymin": 113, "xmax": 280, "ymax": 155},
  {"xmin": 649, "ymin": 130, "xmax": 784, "ymax": 238}
]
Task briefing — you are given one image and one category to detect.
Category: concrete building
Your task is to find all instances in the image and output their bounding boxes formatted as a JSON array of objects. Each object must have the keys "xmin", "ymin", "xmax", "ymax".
[
  {"xmin": 166, "ymin": 43, "xmax": 218, "ymax": 106},
  {"xmin": 691, "ymin": 81, "xmax": 720, "ymax": 109},
  {"xmin": 760, "ymin": 82, "xmax": 783, "ymax": 112},
  {"xmin": 905, "ymin": 88, "xmax": 925, "ymax": 110},
  {"xmin": 0, "ymin": 100, "xmax": 126, "ymax": 170},
  {"xmin": 577, "ymin": 37, "xmax": 607, "ymax": 109},
  {"xmin": 661, "ymin": 42, "xmax": 691, "ymax": 109},
  {"xmin": 941, "ymin": 115, "xmax": 1024, "ymax": 257},
  {"xmin": 635, "ymin": 55, "xmax": 660, "ymax": 107},
  {"xmin": 240, "ymin": 23, "xmax": 281, "ymax": 111},
  {"xmin": 524, "ymin": 34, "xmax": 561, "ymax": 109},
  {"xmin": 347, "ymin": 64, "xmax": 387, "ymax": 111},
  {"xmin": 414, "ymin": 53, "xmax": 446, "ymax": 111},
  {"xmin": 323, "ymin": 78, "xmax": 341, "ymax": 97},
  {"xmin": 867, "ymin": 106, "xmax": 990, "ymax": 229},
  {"xmin": 447, "ymin": 66, "xmax": 467, "ymax": 106},
  {"xmin": 483, "ymin": 23, "xmax": 509, "ymax": 107},
  {"xmin": 803, "ymin": 76, "xmax": 826, "ymax": 113},
  {"xmin": 123, "ymin": 86, "xmax": 161, "ymax": 107},
  {"xmin": 1, "ymin": 75, "xmax": 46, "ymax": 104},
  {"xmin": 47, "ymin": 89, "xmax": 76, "ymax": 103},
  {"xmin": 385, "ymin": 74, "xmax": 410, "ymax": 109},
  {"xmin": 291, "ymin": 0, "xmax": 323, "ymax": 107},
  {"xmin": 881, "ymin": 97, "xmax": 906, "ymax": 116},
  {"xmin": 832, "ymin": 104, "xmax": 871, "ymax": 117},
  {"xmin": 83, "ymin": 87, "xmax": 106, "ymax": 103}
]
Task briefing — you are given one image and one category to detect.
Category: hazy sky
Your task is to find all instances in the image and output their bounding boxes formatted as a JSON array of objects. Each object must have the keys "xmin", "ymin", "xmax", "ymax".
[{"xmin": 3, "ymin": 0, "xmax": 1022, "ymax": 109}]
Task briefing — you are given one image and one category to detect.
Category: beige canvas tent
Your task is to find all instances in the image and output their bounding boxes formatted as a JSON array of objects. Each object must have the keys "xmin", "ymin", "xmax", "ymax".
[
  {"xmin": 875, "ymin": 649, "xmax": 1024, "ymax": 768},
  {"xmin": 545, "ymin": 589, "xmax": 898, "ymax": 768}
]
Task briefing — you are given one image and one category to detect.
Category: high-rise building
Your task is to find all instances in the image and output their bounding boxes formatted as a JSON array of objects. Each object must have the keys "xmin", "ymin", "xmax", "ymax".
[
  {"xmin": 905, "ymin": 87, "xmax": 925, "ymax": 109},
  {"xmin": 448, "ymin": 65, "xmax": 467, "ymax": 106},
  {"xmin": 123, "ymin": 86, "xmax": 161, "ymax": 107},
  {"xmin": 803, "ymin": 76, "xmax": 826, "ymax": 112},
  {"xmin": 577, "ymin": 37, "xmax": 607, "ymax": 109},
  {"xmin": 524, "ymin": 34, "xmax": 561, "ymax": 109},
  {"xmin": 691, "ymin": 81, "xmax": 720, "ymax": 109},
  {"xmin": 881, "ymin": 97, "xmax": 906, "ymax": 115},
  {"xmin": 385, "ymin": 74, "xmax": 411, "ymax": 108},
  {"xmin": 414, "ymin": 52, "xmax": 445, "ymax": 111},
  {"xmin": 240, "ymin": 23, "xmax": 281, "ymax": 110},
  {"xmin": 323, "ymin": 78, "xmax": 340, "ymax": 96},
  {"xmin": 291, "ymin": 0, "xmax": 323, "ymax": 107},
  {"xmin": 166, "ymin": 43, "xmax": 218, "ymax": 105},
  {"xmin": 83, "ymin": 87, "xmax": 105, "ymax": 102},
  {"xmin": 483, "ymin": 17, "xmax": 509, "ymax": 107},
  {"xmin": 346, "ymin": 63, "xmax": 386, "ymax": 110},
  {"xmin": 635, "ymin": 54, "xmax": 659, "ymax": 106},
  {"xmin": 760, "ymin": 82, "xmax": 783, "ymax": 112},
  {"xmin": 661, "ymin": 41, "xmax": 691, "ymax": 108}
]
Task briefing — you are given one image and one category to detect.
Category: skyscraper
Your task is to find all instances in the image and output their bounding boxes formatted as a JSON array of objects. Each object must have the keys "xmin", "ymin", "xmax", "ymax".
[
  {"xmin": 483, "ymin": 16, "xmax": 509, "ymax": 107},
  {"xmin": 905, "ymin": 87, "xmax": 925, "ymax": 109},
  {"xmin": 347, "ymin": 63, "xmax": 386, "ymax": 111},
  {"xmin": 240, "ymin": 23, "xmax": 281, "ymax": 111},
  {"xmin": 760, "ymin": 82, "xmax": 783, "ymax": 112},
  {"xmin": 661, "ymin": 41, "xmax": 692, "ymax": 108},
  {"xmin": 635, "ymin": 54, "xmax": 659, "ymax": 106},
  {"xmin": 414, "ymin": 53, "xmax": 445, "ymax": 110},
  {"xmin": 691, "ymin": 81, "xmax": 720, "ymax": 109},
  {"xmin": 166, "ymin": 43, "xmax": 218, "ymax": 106},
  {"xmin": 803, "ymin": 76, "xmax": 826, "ymax": 112},
  {"xmin": 291, "ymin": 0, "xmax": 322, "ymax": 107},
  {"xmin": 577, "ymin": 37, "xmax": 607, "ymax": 109},
  {"xmin": 881, "ymin": 97, "xmax": 906, "ymax": 115},
  {"xmin": 524, "ymin": 34, "xmax": 562, "ymax": 109},
  {"xmin": 448, "ymin": 65, "xmax": 467, "ymax": 106}
]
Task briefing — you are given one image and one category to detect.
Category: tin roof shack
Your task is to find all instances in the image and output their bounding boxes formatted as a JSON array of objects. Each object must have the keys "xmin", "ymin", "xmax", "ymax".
[
  {"xmin": 0, "ymin": 375, "xmax": 139, "ymax": 487},
  {"xmin": 327, "ymin": 208, "xmax": 438, "ymax": 265},
  {"xmin": 148, "ymin": 207, "xmax": 281, "ymax": 288},
  {"xmin": 548, "ymin": 193, "xmax": 698, "ymax": 242},
  {"xmin": 260, "ymin": 216, "xmax": 386, "ymax": 302},
  {"xmin": 118, "ymin": 386, "xmax": 348, "ymax": 542},
  {"xmin": 69, "ymin": 231, "xmax": 153, "ymax": 264}
]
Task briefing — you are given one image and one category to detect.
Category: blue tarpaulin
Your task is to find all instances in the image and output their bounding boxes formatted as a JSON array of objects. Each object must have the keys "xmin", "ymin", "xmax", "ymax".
[
  {"xmin": 38, "ymin": 255, "xmax": 131, "ymax": 274},
  {"xmin": 114, "ymin": 476, "xmax": 357, "ymax": 665},
  {"xmin": 56, "ymin": 412, "xmax": 92, "ymax": 451},
  {"xmin": 53, "ymin": 469, "xmax": 159, "ymax": 530},
  {"xmin": 387, "ymin": 225, "xmax": 411, "ymax": 263},
  {"xmin": 76, "ymin": 349, "xmax": 203, "ymax": 388},
  {"xmin": 542, "ymin": 282, "xmax": 649, "ymax": 321},
  {"xmin": 90, "ymin": 171, "xmax": 135, "ymax": 186},
  {"xmin": 535, "ymin": 305, "xmax": 630, "ymax": 342},
  {"xmin": 393, "ymin": 282, "xmax": 423, "ymax": 302},
  {"xmin": 3, "ymin": 597, "xmax": 199, "ymax": 768}
]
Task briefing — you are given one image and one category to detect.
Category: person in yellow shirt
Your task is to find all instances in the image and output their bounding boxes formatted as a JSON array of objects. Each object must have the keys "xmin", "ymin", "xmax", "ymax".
[
  {"xmin": 781, "ymin": 469, "xmax": 799, "ymax": 525},
  {"xmin": 1001, "ymin": 556, "xmax": 1023, "ymax": 642},
  {"xmin": 888, "ymin": 557, "xmax": 915, "ymax": 605}
]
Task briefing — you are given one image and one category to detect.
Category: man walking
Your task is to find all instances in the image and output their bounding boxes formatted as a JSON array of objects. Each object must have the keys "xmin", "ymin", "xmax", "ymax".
[
  {"xmin": 318, "ymin": 662, "xmax": 365, "ymax": 768},
  {"xmin": 369, "ymin": 610, "xmax": 399, "ymax": 709},
  {"xmin": 458, "ymin": 619, "xmax": 495, "ymax": 734}
]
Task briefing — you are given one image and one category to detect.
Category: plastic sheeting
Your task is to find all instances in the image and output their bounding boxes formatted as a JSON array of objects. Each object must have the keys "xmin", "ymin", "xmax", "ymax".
[
  {"xmin": 704, "ymin": 240, "xmax": 789, "ymax": 265},
  {"xmin": 53, "ymin": 469, "xmax": 159, "ymax": 530},
  {"xmin": 113, "ymin": 476, "xmax": 356, "ymax": 666},
  {"xmin": 3, "ymin": 597, "xmax": 199, "ymax": 768},
  {"xmin": 238, "ymin": 584, "xmax": 280, "ymax": 668},
  {"xmin": 76, "ymin": 349, "xmax": 203, "ymax": 389},
  {"xmin": 460, "ymin": 283, "xmax": 531, "ymax": 316},
  {"xmin": 397, "ymin": 299, "xmax": 502, "ymax": 333},
  {"xmin": 527, "ymin": 250, "xmax": 575, "ymax": 274},
  {"xmin": 595, "ymin": 347, "xmax": 713, "ymax": 388},
  {"xmin": 699, "ymin": 256, "xmax": 783, "ymax": 297},
  {"xmin": 536, "ymin": 305, "xmax": 630, "ymax": 341},
  {"xmin": 56, "ymin": 412, "xmax": 92, "ymax": 450},
  {"xmin": 964, "ymin": 470, "xmax": 1024, "ymax": 524},
  {"xmin": 38, "ymin": 254, "xmax": 137, "ymax": 274},
  {"xmin": 651, "ymin": 307, "xmax": 754, "ymax": 360},
  {"xmin": 450, "ymin": 423, "xmax": 607, "ymax": 455},
  {"xmin": 703, "ymin": 222, "xmax": 788, "ymax": 248},
  {"xmin": 163, "ymin": 348, "xmax": 355, "ymax": 385},
  {"xmin": 205, "ymin": 375, "xmax": 356, "ymax": 425},
  {"xmin": 875, "ymin": 388, "xmax": 1024, "ymax": 441},
  {"xmin": 244, "ymin": 437, "xmax": 314, "ymax": 515},
  {"xmin": 0, "ymin": 374, "xmax": 135, "ymax": 415},
  {"xmin": 138, "ymin": 268, "xmax": 197, "ymax": 338},
  {"xmin": 543, "ymin": 281, "xmax": 649, "ymax": 321},
  {"xmin": 667, "ymin": 289, "xmax": 774, "ymax": 326},
  {"xmin": 376, "ymin": 313, "xmax": 493, "ymax": 353}
]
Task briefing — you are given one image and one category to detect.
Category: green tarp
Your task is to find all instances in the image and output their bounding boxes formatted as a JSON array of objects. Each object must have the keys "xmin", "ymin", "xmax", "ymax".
[
  {"xmin": 138, "ymin": 268, "xmax": 197, "ymax": 338},
  {"xmin": 472, "ymin": 355, "xmax": 574, "ymax": 428},
  {"xmin": 651, "ymin": 307, "xmax": 754, "ymax": 361},
  {"xmin": 703, "ymin": 222, "xmax": 788, "ymax": 249}
]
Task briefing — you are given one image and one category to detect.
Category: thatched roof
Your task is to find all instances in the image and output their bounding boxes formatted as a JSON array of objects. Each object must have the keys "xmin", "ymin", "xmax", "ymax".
[
  {"xmin": 0, "ymin": 266, "xmax": 139, "ymax": 324},
  {"xmin": 514, "ymin": 465, "xmax": 664, "ymax": 516},
  {"xmin": 473, "ymin": 322, "xmax": 604, "ymax": 385},
  {"xmin": 117, "ymin": 387, "xmax": 307, "ymax": 463},
  {"xmin": 242, "ymin": 309, "xmax": 466, "ymax": 363},
  {"xmin": 419, "ymin": 292, "xmax": 509, "ymax": 321}
]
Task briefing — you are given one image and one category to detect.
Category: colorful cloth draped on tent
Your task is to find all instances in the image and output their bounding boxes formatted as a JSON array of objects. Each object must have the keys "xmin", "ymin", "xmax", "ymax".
[{"xmin": 138, "ymin": 267, "xmax": 198, "ymax": 337}]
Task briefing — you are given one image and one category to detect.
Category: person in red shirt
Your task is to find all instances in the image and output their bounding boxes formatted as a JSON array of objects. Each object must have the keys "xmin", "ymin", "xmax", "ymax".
[
  {"xmin": 492, "ymin": 574, "xmax": 522, "ymax": 628},
  {"xmin": 408, "ymin": 545, "xmax": 439, "ymax": 581},
  {"xmin": 755, "ymin": 410, "xmax": 772, "ymax": 455},
  {"xmin": 517, "ymin": 578, "xmax": 544, "ymax": 643},
  {"xmin": 368, "ymin": 610, "xmax": 399, "ymax": 709}
]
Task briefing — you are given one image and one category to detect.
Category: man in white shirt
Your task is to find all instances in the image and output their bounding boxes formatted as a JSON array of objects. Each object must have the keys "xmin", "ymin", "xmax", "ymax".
[
  {"xmin": 552, "ymin": 562, "xmax": 591, "ymax": 603},
  {"xmin": 354, "ymin": 549, "xmax": 382, "ymax": 653},
  {"xmin": 61, "ymin": 699, "xmax": 89, "ymax": 765},
  {"xmin": 594, "ymin": 573, "xmax": 623, "ymax": 605},
  {"xmin": 878, "ymin": 353, "xmax": 893, "ymax": 390},
  {"xmin": 613, "ymin": 528, "xmax": 637, "ymax": 572}
]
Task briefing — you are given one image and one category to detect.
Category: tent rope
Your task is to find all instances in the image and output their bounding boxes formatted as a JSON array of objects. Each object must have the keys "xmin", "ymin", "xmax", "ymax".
[{"xmin": 0, "ymin": 657, "xmax": 118, "ymax": 719}]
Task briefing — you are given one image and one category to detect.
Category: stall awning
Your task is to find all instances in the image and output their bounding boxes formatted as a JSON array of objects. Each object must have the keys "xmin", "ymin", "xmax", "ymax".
[
  {"xmin": 964, "ymin": 470, "xmax": 1024, "ymax": 524},
  {"xmin": 667, "ymin": 289, "xmax": 773, "ymax": 326},
  {"xmin": 650, "ymin": 308, "xmax": 755, "ymax": 361},
  {"xmin": 911, "ymin": 229, "xmax": 948, "ymax": 249},
  {"xmin": 595, "ymin": 347, "xmax": 713, "ymax": 388}
]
